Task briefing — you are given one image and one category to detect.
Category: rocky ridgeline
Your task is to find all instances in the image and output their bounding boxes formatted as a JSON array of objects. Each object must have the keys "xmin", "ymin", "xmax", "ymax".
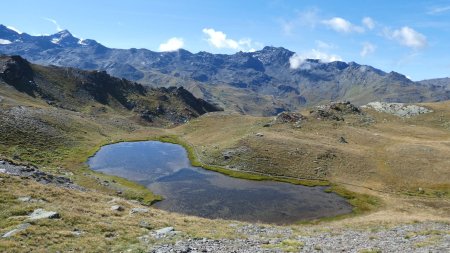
[{"xmin": 363, "ymin": 102, "xmax": 433, "ymax": 117}]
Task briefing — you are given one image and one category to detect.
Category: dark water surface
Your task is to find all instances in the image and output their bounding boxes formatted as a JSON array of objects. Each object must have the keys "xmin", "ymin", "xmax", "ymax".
[{"xmin": 88, "ymin": 141, "xmax": 352, "ymax": 224}]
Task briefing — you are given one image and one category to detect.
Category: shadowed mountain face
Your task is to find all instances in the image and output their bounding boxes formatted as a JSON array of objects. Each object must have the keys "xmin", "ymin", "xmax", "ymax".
[
  {"xmin": 1, "ymin": 25, "xmax": 449, "ymax": 115},
  {"xmin": 0, "ymin": 55, "xmax": 221, "ymax": 125}
]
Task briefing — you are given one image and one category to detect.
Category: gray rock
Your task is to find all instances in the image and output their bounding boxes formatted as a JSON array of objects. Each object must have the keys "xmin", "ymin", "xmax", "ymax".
[
  {"xmin": 364, "ymin": 102, "xmax": 433, "ymax": 117},
  {"xmin": 155, "ymin": 227, "xmax": 174, "ymax": 235},
  {"xmin": 71, "ymin": 228, "xmax": 84, "ymax": 237},
  {"xmin": 17, "ymin": 196, "xmax": 32, "ymax": 202},
  {"xmin": 2, "ymin": 223, "xmax": 31, "ymax": 238},
  {"xmin": 152, "ymin": 227, "xmax": 177, "ymax": 238},
  {"xmin": 111, "ymin": 205, "xmax": 124, "ymax": 211},
  {"xmin": 255, "ymin": 133, "xmax": 264, "ymax": 137},
  {"xmin": 130, "ymin": 208, "xmax": 149, "ymax": 214},
  {"xmin": 28, "ymin": 209, "xmax": 60, "ymax": 220},
  {"xmin": 139, "ymin": 220, "xmax": 153, "ymax": 230}
]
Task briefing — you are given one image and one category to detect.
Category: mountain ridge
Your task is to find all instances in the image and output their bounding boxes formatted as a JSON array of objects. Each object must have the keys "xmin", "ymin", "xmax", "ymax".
[
  {"xmin": 0, "ymin": 54, "xmax": 221, "ymax": 125},
  {"xmin": 1, "ymin": 25, "xmax": 449, "ymax": 115}
]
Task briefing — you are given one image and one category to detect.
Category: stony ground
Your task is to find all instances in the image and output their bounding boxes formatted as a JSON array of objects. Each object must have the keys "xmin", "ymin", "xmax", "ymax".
[{"xmin": 149, "ymin": 222, "xmax": 450, "ymax": 253}]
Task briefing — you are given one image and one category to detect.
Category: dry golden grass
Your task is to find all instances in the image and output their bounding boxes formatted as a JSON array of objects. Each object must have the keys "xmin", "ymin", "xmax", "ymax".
[
  {"xmin": 170, "ymin": 102, "xmax": 450, "ymax": 196},
  {"xmin": 0, "ymin": 173, "xmax": 244, "ymax": 252}
]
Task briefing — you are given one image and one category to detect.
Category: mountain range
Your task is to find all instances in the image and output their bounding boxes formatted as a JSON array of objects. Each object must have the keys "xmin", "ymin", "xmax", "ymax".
[{"xmin": 1, "ymin": 24, "xmax": 449, "ymax": 115}]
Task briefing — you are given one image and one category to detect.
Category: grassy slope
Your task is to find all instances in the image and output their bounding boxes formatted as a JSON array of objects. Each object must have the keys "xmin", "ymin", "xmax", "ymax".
[
  {"xmin": 169, "ymin": 106, "xmax": 450, "ymax": 196},
  {"xmin": 1, "ymin": 80, "xmax": 449, "ymax": 251}
]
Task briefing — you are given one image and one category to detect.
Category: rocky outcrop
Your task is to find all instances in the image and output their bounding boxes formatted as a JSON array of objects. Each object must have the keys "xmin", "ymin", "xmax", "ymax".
[
  {"xmin": 273, "ymin": 112, "xmax": 306, "ymax": 125},
  {"xmin": 0, "ymin": 160, "xmax": 84, "ymax": 190},
  {"xmin": 310, "ymin": 101, "xmax": 361, "ymax": 121},
  {"xmin": 363, "ymin": 102, "xmax": 433, "ymax": 117},
  {"xmin": 0, "ymin": 55, "xmax": 37, "ymax": 95},
  {"xmin": 28, "ymin": 209, "xmax": 60, "ymax": 220}
]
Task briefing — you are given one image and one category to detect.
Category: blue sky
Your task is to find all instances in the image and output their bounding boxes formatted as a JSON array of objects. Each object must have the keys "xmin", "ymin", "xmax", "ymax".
[{"xmin": 2, "ymin": 0, "xmax": 450, "ymax": 80}]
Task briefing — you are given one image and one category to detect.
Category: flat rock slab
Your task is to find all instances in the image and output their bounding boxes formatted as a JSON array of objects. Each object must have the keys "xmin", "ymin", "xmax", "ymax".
[
  {"xmin": 154, "ymin": 227, "xmax": 175, "ymax": 237},
  {"xmin": 130, "ymin": 208, "xmax": 149, "ymax": 214},
  {"xmin": 2, "ymin": 223, "xmax": 31, "ymax": 238},
  {"xmin": 28, "ymin": 209, "xmax": 60, "ymax": 220},
  {"xmin": 364, "ymin": 102, "xmax": 432, "ymax": 117}
]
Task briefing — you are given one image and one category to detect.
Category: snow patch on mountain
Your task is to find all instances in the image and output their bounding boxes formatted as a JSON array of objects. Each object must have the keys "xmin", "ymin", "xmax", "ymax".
[{"xmin": 0, "ymin": 39, "xmax": 12, "ymax": 45}]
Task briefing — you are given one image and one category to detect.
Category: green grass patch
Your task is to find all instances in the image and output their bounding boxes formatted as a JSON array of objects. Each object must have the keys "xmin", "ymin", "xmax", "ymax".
[
  {"xmin": 297, "ymin": 185, "xmax": 382, "ymax": 224},
  {"xmin": 263, "ymin": 239, "xmax": 305, "ymax": 252}
]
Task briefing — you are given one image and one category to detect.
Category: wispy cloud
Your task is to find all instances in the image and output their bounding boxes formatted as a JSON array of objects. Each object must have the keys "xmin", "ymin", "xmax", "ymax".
[
  {"xmin": 43, "ymin": 17, "xmax": 63, "ymax": 31},
  {"xmin": 427, "ymin": 6, "xmax": 450, "ymax": 15},
  {"xmin": 362, "ymin": 17, "xmax": 375, "ymax": 30},
  {"xmin": 202, "ymin": 28, "xmax": 262, "ymax": 52},
  {"xmin": 383, "ymin": 26, "xmax": 427, "ymax": 49},
  {"xmin": 315, "ymin": 40, "xmax": 336, "ymax": 50},
  {"xmin": 289, "ymin": 49, "xmax": 342, "ymax": 69},
  {"xmin": 159, "ymin": 37, "xmax": 184, "ymax": 52},
  {"xmin": 360, "ymin": 42, "xmax": 376, "ymax": 57},
  {"xmin": 322, "ymin": 17, "xmax": 364, "ymax": 33},
  {"xmin": 279, "ymin": 7, "xmax": 320, "ymax": 35}
]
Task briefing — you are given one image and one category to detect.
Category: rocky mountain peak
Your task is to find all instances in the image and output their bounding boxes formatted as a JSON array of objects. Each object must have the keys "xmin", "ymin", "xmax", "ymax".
[
  {"xmin": 48, "ymin": 30, "xmax": 79, "ymax": 46},
  {"xmin": 253, "ymin": 46, "xmax": 294, "ymax": 65}
]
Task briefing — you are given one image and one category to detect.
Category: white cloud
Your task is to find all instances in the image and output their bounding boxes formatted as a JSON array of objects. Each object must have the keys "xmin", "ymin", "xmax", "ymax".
[
  {"xmin": 44, "ymin": 17, "xmax": 63, "ymax": 32},
  {"xmin": 6, "ymin": 26, "xmax": 22, "ymax": 34},
  {"xmin": 384, "ymin": 26, "xmax": 427, "ymax": 49},
  {"xmin": 362, "ymin": 17, "xmax": 375, "ymax": 30},
  {"xmin": 360, "ymin": 42, "xmax": 376, "ymax": 57},
  {"xmin": 289, "ymin": 49, "xmax": 342, "ymax": 69},
  {"xmin": 322, "ymin": 17, "xmax": 364, "ymax": 33},
  {"xmin": 0, "ymin": 39, "xmax": 12, "ymax": 45},
  {"xmin": 202, "ymin": 28, "xmax": 262, "ymax": 52},
  {"xmin": 159, "ymin": 37, "xmax": 184, "ymax": 52},
  {"xmin": 427, "ymin": 6, "xmax": 450, "ymax": 15},
  {"xmin": 202, "ymin": 28, "xmax": 239, "ymax": 49}
]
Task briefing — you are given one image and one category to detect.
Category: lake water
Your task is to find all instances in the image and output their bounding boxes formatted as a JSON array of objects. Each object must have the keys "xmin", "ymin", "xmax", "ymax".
[{"xmin": 88, "ymin": 141, "xmax": 352, "ymax": 224}]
